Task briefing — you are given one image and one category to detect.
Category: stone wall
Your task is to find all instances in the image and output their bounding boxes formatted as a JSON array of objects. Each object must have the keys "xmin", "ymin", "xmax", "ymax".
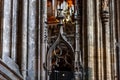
[{"xmin": 0, "ymin": 0, "xmax": 119, "ymax": 80}]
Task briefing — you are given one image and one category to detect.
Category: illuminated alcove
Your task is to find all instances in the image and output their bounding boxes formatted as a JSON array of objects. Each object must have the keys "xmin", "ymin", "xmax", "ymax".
[{"xmin": 44, "ymin": 0, "xmax": 83, "ymax": 80}]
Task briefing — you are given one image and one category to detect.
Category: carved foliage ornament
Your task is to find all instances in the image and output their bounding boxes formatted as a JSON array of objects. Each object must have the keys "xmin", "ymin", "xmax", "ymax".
[
  {"xmin": 101, "ymin": 0, "xmax": 109, "ymax": 23},
  {"xmin": 102, "ymin": 0, "xmax": 109, "ymax": 11}
]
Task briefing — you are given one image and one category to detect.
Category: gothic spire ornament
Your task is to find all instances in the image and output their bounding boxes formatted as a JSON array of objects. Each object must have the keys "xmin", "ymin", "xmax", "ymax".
[
  {"xmin": 45, "ymin": 6, "xmax": 74, "ymax": 80},
  {"xmin": 74, "ymin": 0, "xmax": 83, "ymax": 80}
]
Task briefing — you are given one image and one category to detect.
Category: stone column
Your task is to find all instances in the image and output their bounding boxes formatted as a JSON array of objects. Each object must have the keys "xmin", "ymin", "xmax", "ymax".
[
  {"xmin": 100, "ymin": 24, "xmax": 104, "ymax": 80},
  {"xmin": 110, "ymin": 0, "xmax": 117, "ymax": 79},
  {"xmin": 74, "ymin": 0, "xmax": 83, "ymax": 79},
  {"xmin": 101, "ymin": 0, "xmax": 111, "ymax": 80},
  {"xmin": 95, "ymin": 0, "xmax": 104, "ymax": 80},
  {"xmin": 41, "ymin": 0, "xmax": 47, "ymax": 80},
  {"xmin": 11, "ymin": 0, "xmax": 18, "ymax": 61},
  {"xmin": 0, "ymin": 0, "xmax": 3, "ymax": 58},
  {"xmin": 116, "ymin": 0, "xmax": 120, "ymax": 79},
  {"xmin": 27, "ymin": 0, "xmax": 37, "ymax": 79},
  {"xmin": 52, "ymin": 0, "xmax": 56, "ymax": 16},
  {"xmin": 87, "ymin": 0, "xmax": 95, "ymax": 80},
  {"xmin": 54, "ymin": 0, "xmax": 57, "ymax": 17},
  {"xmin": 38, "ymin": 0, "xmax": 41, "ymax": 80},
  {"xmin": 21, "ymin": 0, "xmax": 28, "ymax": 79},
  {"xmin": 2, "ymin": 0, "xmax": 12, "ymax": 60}
]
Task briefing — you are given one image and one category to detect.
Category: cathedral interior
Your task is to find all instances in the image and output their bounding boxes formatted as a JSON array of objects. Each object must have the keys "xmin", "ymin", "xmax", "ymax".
[{"xmin": 0, "ymin": 0, "xmax": 120, "ymax": 80}]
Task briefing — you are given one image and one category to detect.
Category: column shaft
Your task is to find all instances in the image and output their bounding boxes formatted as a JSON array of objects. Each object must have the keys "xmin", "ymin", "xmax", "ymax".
[
  {"xmin": 95, "ymin": 0, "xmax": 104, "ymax": 80},
  {"xmin": 87, "ymin": 0, "xmax": 95, "ymax": 80},
  {"xmin": 38, "ymin": 0, "xmax": 41, "ymax": 80},
  {"xmin": 105, "ymin": 22, "xmax": 111, "ymax": 80},
  {"xmin": 101, "ymin": 0, "xmax": 112, "ymax": 80},
  {"xmin": 21, "ymin": 0, "xmax": 28, "ymax": 79},
  {"xmin": 52, "ymin": 0, "xmax": 55, "ymax": 16},
  {"xmin": 27, "ymin": 0, "xmax": 37, "ymax": 79},
  {"xmin": 116, "ymin": 0, "xmax": 120, "ymax": 79},
  {"xmin": 0, "ymin": 0, "xmax": 3, "ymax": 58},
  {"xmin": 110, "ymin": 0, "xmax": 117, "ymax": 79},
  {"xmin": 11, "ymin": 0, "xmax": 18, "ymax": 61},
  {"xmin": 100, "ymin": 25, "xmax": 104, "ymax": 80},
  {"xmin": 2, "ymin": 0, "xmax": 12, "ymax": 60},
  {"xmin": 41, "ymin": 0, "xmax": 47, "ymax": 80}
]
